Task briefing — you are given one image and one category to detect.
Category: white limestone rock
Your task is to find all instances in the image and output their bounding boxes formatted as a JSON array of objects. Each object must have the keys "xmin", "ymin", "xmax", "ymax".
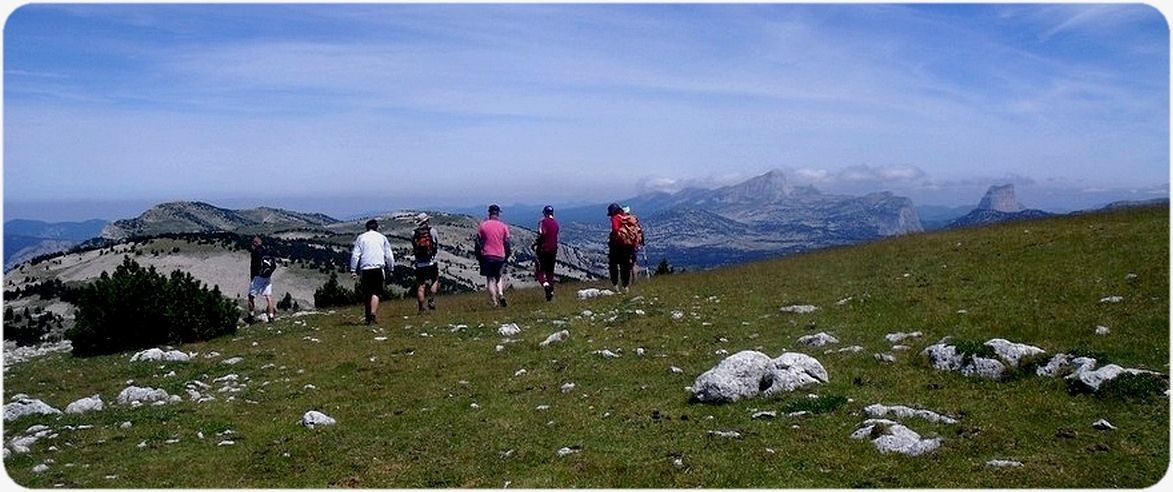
[
  {"xmin": 498, "ymin": 323, "xmax": 522, "ymax": 337},
  {"xmin": 761, "ymin": 352, "xmax": 829, "ymax": 397},
  {"xmin": 576, "ymin": 288, "xmax": 614, "ymax": 300},
  {"xmin": 885, "ymin": 331, "xmax": 923, "ymax": 344},
  {"xmin": 1092, "ymin": 419, "xmax": 1116, "ymax": 430},
  {"xmin": 796, "ymin": 332, "xmax": 839, "ymax": 347},
  {"xmin": 1067, "ymin": 364, "xmax": 1163, "ymax": 392},
  {"xmin": 921, "ymin": 338, "xmax": 1045, "ymax": 380},
  {"xmin": 301, "ymin": 410, "xmax": 336, "ymax": 429},
  {"xmin": 864, "ymin": 403, "xmax": 957, "ymax": 424},
  {"xmin": 986, "ymin": 459, "xmax": 1024, "ymax": 467},
  {"xmin": 851, "ymin": 419, "xmax": 942, "ymax": 456},
  {"xmin": 539, "ymin": 330, "xmax": 570, "ymax": 347},
  {"xmin": 4, "ymin": 398, "xmax": 62, "ymax": 422},
  {"xmin": 129, "ymin": 348, "xmax": 191, "ymax": 363},
  {"xmin": 779, "ymin": 304, "xmax": 818, "ymax": 314},
  {"xmin": 64, "ymin": 395, "xmax": 104, "ymax": 415},
  {"xmin": 116, "ymin": 386, "xmax": 174, "ymax": 406},
  {"xmin": 691, "ymin": 350, "xmax": 772, "ymax": 403}
]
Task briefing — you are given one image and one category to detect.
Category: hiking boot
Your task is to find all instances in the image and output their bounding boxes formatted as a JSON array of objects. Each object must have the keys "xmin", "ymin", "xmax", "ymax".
[
  {"xmin": 245, "ymin": 315, "xmax": 255, "ymax": 325},
  {"xmin": 427, "ymin": 297, "xmax": 436, "ymax": 310},
  {"xmin": 544, "ymin": 285, "xmax": 554, "ymax": 302},
  {"xmin": 499, "ymin": 297, "xmax": 508, "ymax": 308},
  {"xmin": 365, "ymin": 314, "xmax": 377, "ymax": 325}
]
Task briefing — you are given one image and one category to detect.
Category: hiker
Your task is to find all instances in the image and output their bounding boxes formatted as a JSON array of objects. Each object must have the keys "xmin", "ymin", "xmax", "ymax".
[
  {"xmin": 411, "ymin": 212, "xmax": 441, "ymax": 314},
  {"xmin": 607, "ymin": 203, "xmax": 644, "ymax": 292},
  {"xmin": 349, "ymin": 219, "xmax": 395, "ymax": 325},
  {"xmin": 247, "ymin": 236, "xmax": 277, "ymax": 323},
  {"xmin": 475, "ymin": 204, "xmax": 512, "ymax": 307},
  {"xmin": 533, "ymin": 205, "xmax": 560, "ymax": 301}
]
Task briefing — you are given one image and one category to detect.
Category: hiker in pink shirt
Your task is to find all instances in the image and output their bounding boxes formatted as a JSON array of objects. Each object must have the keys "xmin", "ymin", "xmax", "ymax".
[{"xmin": 475, "ymin": 204, "xmax": 512, "ymax": 307}]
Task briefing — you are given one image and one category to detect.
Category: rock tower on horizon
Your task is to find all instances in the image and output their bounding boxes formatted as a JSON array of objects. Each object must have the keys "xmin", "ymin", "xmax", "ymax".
[{"xmin": 976, "ymin": 184, "xmax": 1024, "ymax": 213}]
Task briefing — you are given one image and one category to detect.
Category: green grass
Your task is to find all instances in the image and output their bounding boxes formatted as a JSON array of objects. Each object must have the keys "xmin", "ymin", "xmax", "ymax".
[{"xmin": 3, "ymin": 206, "xmax": 1168, "ymax": 487}]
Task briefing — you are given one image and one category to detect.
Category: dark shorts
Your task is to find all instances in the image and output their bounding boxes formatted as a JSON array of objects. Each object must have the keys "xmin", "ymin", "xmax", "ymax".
[
  {"xmin": 415, "ymin": 264, "xmax": 439, "ymax": 285},
  {"xmin": 359, "ymin": 268, "xmax": 385, "ymax": 299},
  {"xmin": 479, "ymin": 257, "xmax": 506, "ymax": 278}
]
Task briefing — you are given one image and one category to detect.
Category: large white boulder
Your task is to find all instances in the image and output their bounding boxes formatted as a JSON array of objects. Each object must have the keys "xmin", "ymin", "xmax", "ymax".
[
  {"xmin": 761, "ymin": 352, "xmax": 829, "ymax": 397},
  {"xmin": 3, "ymin": 398, "xmax": 62, "ymax": 422},
  {"xmin": 691, "ymin": 350, "xmax": 772, "ymax": 403}
]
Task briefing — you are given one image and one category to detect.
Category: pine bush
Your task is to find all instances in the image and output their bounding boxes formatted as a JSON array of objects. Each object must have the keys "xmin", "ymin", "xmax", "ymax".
[{"xmin": 66, "ymin": 256, "xmax": 238, "ymax": 357}]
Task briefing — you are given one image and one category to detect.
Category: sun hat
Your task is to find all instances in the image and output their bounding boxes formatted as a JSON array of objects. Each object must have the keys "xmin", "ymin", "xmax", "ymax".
[
  {"xmin": 488, "ymin": 204, "xmax": 501, "ymax": 215},
  {"xmin": 415, "ymin": 212, "xmax": 430, "ymax": 225}
]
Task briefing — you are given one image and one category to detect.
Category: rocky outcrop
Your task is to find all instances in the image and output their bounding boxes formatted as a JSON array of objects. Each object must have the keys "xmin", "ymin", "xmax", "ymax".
[
  {"xmin": 976, "ymin": 184, "xmax": 1024, "ymax": 212},
  {"xmin": 947, "ymin": 185, "xmax": 1052, "ymax": 229}
]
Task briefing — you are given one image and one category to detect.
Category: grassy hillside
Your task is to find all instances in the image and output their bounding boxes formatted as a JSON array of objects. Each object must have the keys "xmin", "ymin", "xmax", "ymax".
[{"xmin": 3, "ymin": 206, "xmax": 1167, "ymax": 487}]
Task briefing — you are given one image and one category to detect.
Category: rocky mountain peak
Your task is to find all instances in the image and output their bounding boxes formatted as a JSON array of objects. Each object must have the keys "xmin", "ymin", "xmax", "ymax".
[
  {"xmin": 717, "ymin": 169, "xmax": 793, "ymax": 203},
  {"xmin": 976, "ymin": 184, "xmax": 1024, "ymax": 213}
]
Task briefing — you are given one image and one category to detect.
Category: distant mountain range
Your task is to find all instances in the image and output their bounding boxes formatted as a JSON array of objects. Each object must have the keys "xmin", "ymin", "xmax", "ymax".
[
  {"xmin": 3, "ymin": 219, "xmax": 108, "ymax": 270},
  {"xmin": 553, "ymin": 170, "xmax": 923, "ymax": 268}
]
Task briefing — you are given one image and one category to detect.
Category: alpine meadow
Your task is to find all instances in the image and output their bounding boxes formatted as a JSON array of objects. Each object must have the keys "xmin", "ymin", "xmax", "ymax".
[{"xmin": 2, "ymin": 206, "xmax": 1167, "ymax": 488}]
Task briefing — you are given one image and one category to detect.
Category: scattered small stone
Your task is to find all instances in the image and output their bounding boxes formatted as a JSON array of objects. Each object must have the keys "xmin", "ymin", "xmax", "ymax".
[
  {"xmin": 1099, "ymin": 296, "xmax": 1123, "ymax": 303},
  {"xmin": 884, "ymin": 331, "xmax": 923, "ymax": 344},
  {"xmin": 780, "ymin": 304, "xmax": 818, "ymax": 314},
  {"xmin": 708, "ymin": 430, "xmax": 742, "ymax": 439},
  {"xmin": 594, "ymin": 349, "xmax": 621, "ymax": 359},
  {"xmin": 797, "ymin": 332, "xmax": 839, "ymax": 347},
  {"xmin": 130, "ymin": 348, "xmax": 192, "ymax": 363},
  {"xmin": 670, "ymin": 366, "xmax": 684, "ymax": 374},
  {"xmin": 560, "ymin": 382, "xmax": 576, "ymax": 393},
  {"xmin": 221, "ymin": 357, "xmax": 244, "ymax": 365},
  {"xmin": 1095, "ymin": 326, "xmax": 1110, "ymax": 336},
  {"xmin": 32, "ymin": 463, "xmax": 49, "ymax": 473},
  {"xmin": 540, "ymin": 330, "xmax": 570, "ymax": 347},
  {"xmin": 64, "ymin": 395, "xmax": 103, "ymax": 415},
  {"xmin": 851, "ymin": 419, "xmax": 941, "ymax": 456},
  {"xmin": 576, "ymin": 288, "xmax": 614, "ymax": 300},
  {"xmin": 874, "ymin": 353, "xmax": 897, "ymax": 364},
  {"xmin": 1092, "ymin": 419, "xmax": 1116, "ymax": 431},
  {"xmin": 986, "ymin": 459, "xmax": 1024, "ymax": 468},
  {"xmin": 120, "ymin": 421, "xmax": 132, "ymax": 429},
  {"xmin": 751, "ymin": 411, "xmax": 777, "ymax": 419},
  {"xmin": 218, "ymin": 440, "xmax": 235, "ymax": 446},
  {"xmin": 556, "ymin": 446, "xmax": 580, "ymax": 457},
  {"xmin": 864, "ymin": 403, "xmax": 958, "ymax": 424},
  {"xmin": 301, "ymin": 410, "xmax": 336, "ymax": 429},
  {"xmin": 498, "ymin": 323, "xmax": 522, "ymax": 337}
]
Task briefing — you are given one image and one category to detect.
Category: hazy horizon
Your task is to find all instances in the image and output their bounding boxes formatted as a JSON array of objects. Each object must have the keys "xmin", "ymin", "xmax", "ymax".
[{"xmin": 3, "ymin": 3, "xmax": 1169, "ymax": 223}]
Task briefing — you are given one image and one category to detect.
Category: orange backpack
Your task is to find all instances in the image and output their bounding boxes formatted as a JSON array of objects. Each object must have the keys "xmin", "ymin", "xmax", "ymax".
[{"xmin": 616, "ymin": 214, "xmax": 644, "ymax": 247}]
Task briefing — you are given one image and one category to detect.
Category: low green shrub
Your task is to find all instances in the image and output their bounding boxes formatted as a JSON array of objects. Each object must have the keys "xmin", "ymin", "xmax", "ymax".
[{"xmin": 66, "ymin": 256, "xmax": 238, "ymax": 357}]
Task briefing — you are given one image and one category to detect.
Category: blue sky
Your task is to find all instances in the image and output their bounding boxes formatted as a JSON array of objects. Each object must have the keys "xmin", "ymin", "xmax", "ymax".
[{"xmin": 3, "ymin": 3, "xmax": 1169, "ymax": 221}]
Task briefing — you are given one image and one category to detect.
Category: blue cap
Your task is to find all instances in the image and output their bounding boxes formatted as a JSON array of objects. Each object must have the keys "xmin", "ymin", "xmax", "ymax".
[{"xmin": 543, "ymin": 205, "xmax": 554, "ymax": 216}]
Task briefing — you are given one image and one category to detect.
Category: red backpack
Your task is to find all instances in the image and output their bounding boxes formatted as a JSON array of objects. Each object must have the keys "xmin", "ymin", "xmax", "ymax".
[
  {"xmin": 616, "ymin": 214, "xmax": 644, "ymax": 248},
  {"xmin": 412, "ymin": 226, "xmax": 437, "ymax": 260}
]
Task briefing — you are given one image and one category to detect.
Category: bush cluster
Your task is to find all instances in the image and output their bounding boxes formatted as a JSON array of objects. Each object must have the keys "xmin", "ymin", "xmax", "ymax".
[
  {"xmin": 313, "ymin": 272, "xmax": 364, "ymax": 308},
  {"xmin": 66, "ymin": 256, "xmax": 239, "ymax": 357},
  {"xmin": 3, "ymin": 307, "xmax": 64, "ymax": 347}
]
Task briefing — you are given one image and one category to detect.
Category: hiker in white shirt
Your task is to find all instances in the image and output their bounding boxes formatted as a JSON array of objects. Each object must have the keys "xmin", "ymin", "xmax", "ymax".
[{"xmin": 350, "ymin": 219, "xmax": 395, "ymax": 325}]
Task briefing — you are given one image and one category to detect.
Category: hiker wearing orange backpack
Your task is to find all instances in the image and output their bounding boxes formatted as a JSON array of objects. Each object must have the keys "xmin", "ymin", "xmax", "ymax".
[{"xmin": 607, "ymin": 203, "xmax": 644, "ymax": 293}]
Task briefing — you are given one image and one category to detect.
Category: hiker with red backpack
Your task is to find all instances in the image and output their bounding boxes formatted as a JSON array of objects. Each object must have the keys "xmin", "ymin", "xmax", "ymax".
[
  {"xmin": 411, "ymin": 212, "xmax": 441, "ymax": 314},
  {"xmin": 607, "ymin": 203, "xmax": 644, "ymax": 293},
  {"xmin": 475, "ymin": 204, "xmax": 512, "ymax": 307},
  {"xmin": 533, "ymin": 205, "xmax": 560, "ymax": 302}
]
